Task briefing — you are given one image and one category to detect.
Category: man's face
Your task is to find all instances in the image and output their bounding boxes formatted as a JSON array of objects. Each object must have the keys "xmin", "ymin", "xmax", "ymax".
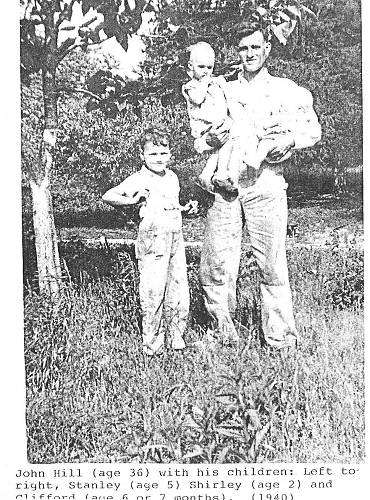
[
  {"xmin": 237, "ymin": 31, "xmax": 271, "ymax": 74},
  {"xmin": 142, "ymin": 141, "xmax": 171, "ymax": 173},
  {"xmin": 189, "ymin": 50, "xmax": 215, "ymax": 81}
]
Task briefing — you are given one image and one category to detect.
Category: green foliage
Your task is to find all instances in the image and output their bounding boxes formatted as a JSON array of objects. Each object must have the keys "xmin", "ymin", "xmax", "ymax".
[
  {"xmin": 288, "ymin": 245, "xmax": 364, "ymax": 311},
  {"xmin": 80, "ymin": 1, "xmax": 317, "ymax": 117}
]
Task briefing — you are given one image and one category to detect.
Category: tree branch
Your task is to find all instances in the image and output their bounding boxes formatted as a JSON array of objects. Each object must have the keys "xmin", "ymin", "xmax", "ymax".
[
  {"xmin": 22, "ymin": 0, "xmax": 36, "ymax": 18},
  {"xmin": 55, "ymin": 0, "xmax": 78, "ymax": 30},
  {"xmin": 75, "ymin": 34, "xmax": 116, "ymax": 48},
  {"xmin": 58, "ymin": 34, "xmax": 117, "ymax": 61},
  {"xmin": 58, "ymin": 85, "xmax": 102, "ymax": 101},
  {"xmin": 140, "ymin": 33, "xmax": 168, "ymax": 39},
  {"xmin": 57, "ymin": 31, "xmax": 116, "ymax": 62}
]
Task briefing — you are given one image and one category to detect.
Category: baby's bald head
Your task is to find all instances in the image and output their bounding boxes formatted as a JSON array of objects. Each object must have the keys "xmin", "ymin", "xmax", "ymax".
[
  {"xmin": 188, "ymin": 42, "xmax": 215, "ymax": 81},
  {"xmin": 189, "ymin": 42, "xmax": 215, "ymax": 62}
]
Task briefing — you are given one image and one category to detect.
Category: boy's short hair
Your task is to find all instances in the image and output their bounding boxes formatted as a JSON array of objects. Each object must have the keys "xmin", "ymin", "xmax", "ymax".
[{"xmin": 140, "ymin": 127, "xmax": 171, "ymax": 149}]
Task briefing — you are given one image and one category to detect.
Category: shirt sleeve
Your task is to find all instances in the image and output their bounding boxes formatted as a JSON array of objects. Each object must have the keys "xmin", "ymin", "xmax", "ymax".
[
  {"xmin": 115, "ymin": 172, "xmax": 143, "ymax": 197},
  {"xmin": 182, "ymin": 80, "xmax": 209, "ymax": 106},
  {"xmin": 289, "ymin": 86, "xmax": 322, "ymax": 150},
  {"xmin": 183, "ymin": 80, "xmax": 215, "ymax": 140}
]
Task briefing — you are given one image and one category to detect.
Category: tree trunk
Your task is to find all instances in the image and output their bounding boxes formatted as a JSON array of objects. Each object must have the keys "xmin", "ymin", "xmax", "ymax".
[
  {"xmin": 29, "ymin": 54, "xmax": 62, "ymax": 295},
  {"xmin": 30, "ymin": 162, "xmax": 61, "ymax": 296}
]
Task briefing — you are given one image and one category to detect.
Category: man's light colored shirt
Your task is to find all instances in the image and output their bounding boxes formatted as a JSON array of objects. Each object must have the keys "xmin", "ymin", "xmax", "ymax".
[{"xmin": 194, "ymin": 67, "xmax": 321, "ymax": 157}]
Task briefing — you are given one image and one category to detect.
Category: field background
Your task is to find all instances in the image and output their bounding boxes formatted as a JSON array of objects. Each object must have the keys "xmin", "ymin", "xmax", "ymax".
[{"xmin": 21, "ymin": 0, "xmax": 364, "ymax": 464}]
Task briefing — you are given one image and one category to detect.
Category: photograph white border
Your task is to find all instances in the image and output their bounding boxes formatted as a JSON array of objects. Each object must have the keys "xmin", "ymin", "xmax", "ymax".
[{"xmin": 1, "ymin": 1, "xmax": 368, "ymax": 498}]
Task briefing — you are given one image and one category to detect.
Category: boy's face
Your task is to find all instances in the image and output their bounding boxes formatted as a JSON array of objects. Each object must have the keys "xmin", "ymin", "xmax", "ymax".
[
  {"xmin": 189, "ymin": 50, "xmax": 215, "ymax": 81},
  {"xmin": 142, "ymin": 141, "xmax": 171, "ymax": 173}
]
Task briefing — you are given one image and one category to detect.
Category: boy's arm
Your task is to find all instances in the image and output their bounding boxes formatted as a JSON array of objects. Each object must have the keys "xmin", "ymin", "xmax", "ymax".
[{"xmin": 102, "ymin": 183, "xmax": 148, "ymax": 208}]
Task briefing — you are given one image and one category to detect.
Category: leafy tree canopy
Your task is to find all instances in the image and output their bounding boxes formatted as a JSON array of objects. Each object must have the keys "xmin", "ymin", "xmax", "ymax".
[
  {"xmin": 79, "ymin": 0, "xmax": 360, "ymax": 118},
  {"xmin": 20, "ymin": 0, "xmax": 159, "ymax": 81}
]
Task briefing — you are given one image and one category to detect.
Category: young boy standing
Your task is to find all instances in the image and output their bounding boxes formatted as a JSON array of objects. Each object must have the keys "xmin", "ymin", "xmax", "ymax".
[{"xmin": 102, "ymin": 127, "xmax": 197, "ymax": 355}]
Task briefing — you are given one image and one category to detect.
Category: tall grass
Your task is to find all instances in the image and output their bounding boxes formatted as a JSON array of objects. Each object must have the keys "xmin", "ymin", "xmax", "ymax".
[{"xmin": 24, "ymin": 244, "xmax": 364, "ymax": 463}]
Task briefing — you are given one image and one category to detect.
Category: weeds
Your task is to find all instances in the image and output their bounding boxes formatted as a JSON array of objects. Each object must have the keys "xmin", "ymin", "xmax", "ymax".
[{"xmin": 24, "ymin": 244, "xmax": 364, "ymax": 463}]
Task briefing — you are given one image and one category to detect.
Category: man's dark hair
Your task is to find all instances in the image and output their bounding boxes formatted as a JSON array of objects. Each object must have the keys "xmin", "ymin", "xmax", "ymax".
[
  {"xmin": 233, "ymin": 20, "xmax": 271, "ymax": 45},
  {"xmin": 140, "ymin": 126, "xmax": 170, "ymax": 149}
]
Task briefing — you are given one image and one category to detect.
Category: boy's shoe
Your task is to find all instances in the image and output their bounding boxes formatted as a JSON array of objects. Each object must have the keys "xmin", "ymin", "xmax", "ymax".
[
  {"xmin": 142, "ymin": 345, "xmax": 164, "ymax": 356},
  {"xmin": 172, "ymin": 336, "xmax": 186, "ymax": 351}
]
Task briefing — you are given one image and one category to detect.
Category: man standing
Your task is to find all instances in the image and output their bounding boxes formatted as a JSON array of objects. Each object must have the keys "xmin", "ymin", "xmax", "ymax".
[{"xmin": 196, "ymin": 22, "xmax": 321, "ymax": 348}]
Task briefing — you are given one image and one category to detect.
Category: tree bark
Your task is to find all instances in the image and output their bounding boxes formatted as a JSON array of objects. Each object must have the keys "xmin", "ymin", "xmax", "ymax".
[
  {"xmin": 29, "ymin": 43, "xmax": 62, "ymax": 295},
  {"xmin": 30, "ymin": 162, "xmax": 61, "ymax": 296}
]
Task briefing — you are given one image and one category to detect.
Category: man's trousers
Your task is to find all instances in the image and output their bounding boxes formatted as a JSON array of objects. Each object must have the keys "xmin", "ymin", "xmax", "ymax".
[{"xmin": 200, "ymin": 169, "xmax": 298, "ymax": 347}]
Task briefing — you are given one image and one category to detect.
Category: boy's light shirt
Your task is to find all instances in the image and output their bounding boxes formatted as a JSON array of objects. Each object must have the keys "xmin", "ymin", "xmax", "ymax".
[{"xmin": 117, "ymin": 165, "xmax": 182, "ymax": 231}]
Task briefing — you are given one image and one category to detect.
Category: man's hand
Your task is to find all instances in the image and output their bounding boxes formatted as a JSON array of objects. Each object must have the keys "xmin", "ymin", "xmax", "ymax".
[
  {"xmin": 262, "ymin": 125, "xmax": 295, "ymax": 162},
  {"xmin": 205, "ymin": 121, "xmax": 230, "ymax": 149}
]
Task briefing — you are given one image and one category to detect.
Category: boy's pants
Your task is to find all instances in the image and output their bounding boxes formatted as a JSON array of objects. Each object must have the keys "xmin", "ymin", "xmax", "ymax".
[
  {"xmin": 136, "ymin": 228, "xmax": 189, "ymax": 354},
  {"xmin": 200, "ymin": 169, "xmax": 298, "ymax": 347}
]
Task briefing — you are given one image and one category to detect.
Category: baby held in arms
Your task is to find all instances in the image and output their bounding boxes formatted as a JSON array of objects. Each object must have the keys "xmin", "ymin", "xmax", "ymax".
[{"xmin": 182, "ymin": 41, "xmax": 299, "ymax": 193}]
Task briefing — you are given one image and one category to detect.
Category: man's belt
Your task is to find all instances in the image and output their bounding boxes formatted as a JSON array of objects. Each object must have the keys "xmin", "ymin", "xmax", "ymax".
[
  {"xmin": 238, "ymin": 160, "xmax": 287, "ymax": 189},
  {"xmin": 238, "ymin": 164, "xmax": 263, "ymax": 189}
]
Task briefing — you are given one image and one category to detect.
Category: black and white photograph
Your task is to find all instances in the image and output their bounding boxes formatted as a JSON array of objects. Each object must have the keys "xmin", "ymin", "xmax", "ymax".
[{"xmin": 1, "ymin": 1, "xmax": 367, "ymax": 495}]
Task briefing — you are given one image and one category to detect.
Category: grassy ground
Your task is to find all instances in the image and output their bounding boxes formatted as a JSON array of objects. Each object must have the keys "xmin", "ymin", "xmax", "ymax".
[{"xmin": 24, "ymin": 240, "xmax": 364, "ymax": 463}]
